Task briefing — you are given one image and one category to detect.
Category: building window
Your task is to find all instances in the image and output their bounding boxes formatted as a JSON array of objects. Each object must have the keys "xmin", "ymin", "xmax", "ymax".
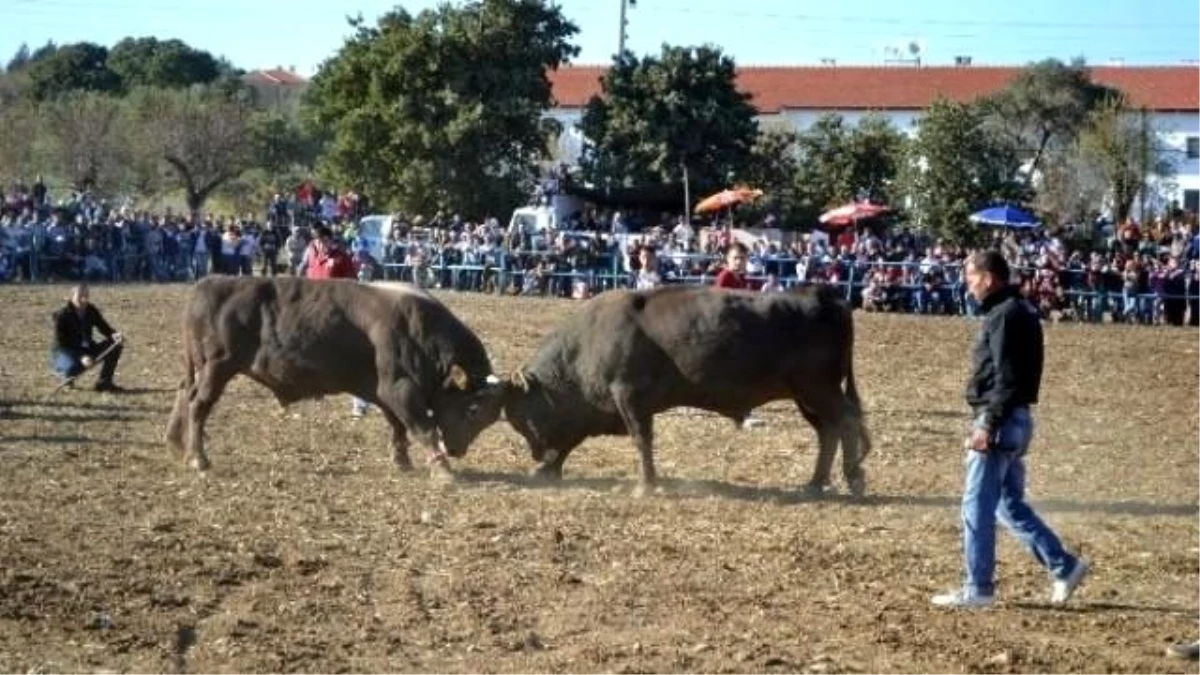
[
  {"xmin": 1187, "ymin": 137, "xmax": 1200, "ymax": 160},
  {"xmin": 1185, "ymin": 190, "xmax": 1199, "ymax": 215}
]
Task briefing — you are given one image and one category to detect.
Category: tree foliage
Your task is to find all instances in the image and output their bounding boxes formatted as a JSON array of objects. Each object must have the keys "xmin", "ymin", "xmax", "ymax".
[
  {"xmin": 0, "ymin": 100, "xmax": 39, "ymax": 187},
  {"xmin": 899, "ymin": 98, "xmax": 1025, "ymax": 243},
  {"xmin": 977, "ymin": 58, "xmax": 1120, "ymax": 187},
  {"xmin": 780, "ymin": 113, "xmax": 907, "ymax": 226},
  {"xmin": 25, "ymin": 42, "xmax": 121, "ymax": 100},
  {"xmin": 106, "ymin": 37, "xmax": 221, "ymax": 91},
  {"xmin": 742, "ymin": 125, "xmax": 801, "ymax": 227},
  {"xmin": 1078, "ymin": 96, "xmax": 1176, "ymax": 223},
  {"xmin": 577, "ymin": 44, "xmax": 758, "ymax": 195},
  {"xmin": 304, "ymin": 0, "xmax": 579, "ymax": 217},
  {"xmin": 36, "ymin": 91, "xmax": 127, "ymax": 193},
  {"xmin": 125, "ymin": 86, "xmax": 255, "ymax": 213}
]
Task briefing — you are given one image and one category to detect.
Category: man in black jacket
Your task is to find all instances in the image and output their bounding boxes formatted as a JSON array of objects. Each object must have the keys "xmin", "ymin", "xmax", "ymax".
[
  {"xmin": 51, "ymin": 284, "xmax": 124, "ymax": 392},
  {"xmin": 932, "ymin": 251, "xmax": 1089, "ymax": 609}
]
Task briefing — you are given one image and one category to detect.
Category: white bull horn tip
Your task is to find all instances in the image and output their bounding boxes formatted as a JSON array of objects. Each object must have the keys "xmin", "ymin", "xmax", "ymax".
[{"xmin": 485, "ymin": 374, "xmax": 502, "ymax": 385}]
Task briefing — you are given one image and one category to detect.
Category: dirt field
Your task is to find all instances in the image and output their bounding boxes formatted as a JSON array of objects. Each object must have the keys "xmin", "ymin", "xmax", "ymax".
[{"xmin": 0, "ymin": 283, "xmax": 1196, "ymax": 674}]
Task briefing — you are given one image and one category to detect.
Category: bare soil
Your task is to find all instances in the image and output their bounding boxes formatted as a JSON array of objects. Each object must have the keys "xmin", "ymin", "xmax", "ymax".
[{"xmin": 0, "ymin": 283, "xmax": 1197, "ymax": 674}]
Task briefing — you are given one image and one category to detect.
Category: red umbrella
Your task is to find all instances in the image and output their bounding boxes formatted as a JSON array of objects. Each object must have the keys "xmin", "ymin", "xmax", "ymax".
[
  {"xmin": 819, "ymin": 201, "xmax": 891, "ymax": 227},
  {"xmin": 694, "ymin": 187, "xmax": 763, "ymax": 214}
]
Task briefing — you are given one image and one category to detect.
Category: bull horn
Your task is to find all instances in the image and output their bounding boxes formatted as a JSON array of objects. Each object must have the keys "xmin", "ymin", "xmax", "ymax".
[
  {"xmin": 511, "ymin": 370, "xmax": 531, "ymax": 392},
  {"xmin": 485, "ymin": 374, "xmax": 502, "ymax": 385}
]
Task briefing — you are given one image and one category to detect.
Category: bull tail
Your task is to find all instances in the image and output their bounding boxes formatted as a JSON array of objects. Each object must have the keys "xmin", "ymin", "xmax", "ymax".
[
  {"xmin": 844, "ymin": 355, "xmax": 872, "ymax": 460},
  {"xmin": 843, "ymin": 313, "xmax": 872, "ymax": 461},
  {"xmin": 166, "ymin": 307, "xmax": 199, "ymax": 450}
]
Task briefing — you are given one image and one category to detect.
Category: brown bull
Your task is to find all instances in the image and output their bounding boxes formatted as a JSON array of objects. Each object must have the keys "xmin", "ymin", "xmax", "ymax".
[
  {"xmin": 164, "ymin": 277, "xmax": 504, "ymax": 476},
  {"xmin": 490, "ymin": 284, "xmax": 872, "ymax": 497}
]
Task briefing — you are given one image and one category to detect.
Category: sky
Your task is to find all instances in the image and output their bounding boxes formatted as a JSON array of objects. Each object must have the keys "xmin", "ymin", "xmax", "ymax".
[{"xmin": 2, "ymin": 0, "xmax": 1198, "ymax": 77}]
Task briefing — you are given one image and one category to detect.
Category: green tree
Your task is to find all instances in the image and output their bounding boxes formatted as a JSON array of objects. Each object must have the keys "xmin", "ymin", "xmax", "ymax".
[
  {"xmin": 1078, "ymin": 97, "xmax": 1175, "ymax": 223},
  {"xmin": 247, "ymin": 111, "xmax": 322, "ymax": 175},
  {"xmin": 36, "ymin": 91, "xmax": 127, "ymax": 192},
  {"xmin": 125, "ymin": 86, "xmax": 255, "ymax": 215},
  {"xmin": 577, "ymin": 44, "xmax": 758, "ymax": 195},
  {"xmin": 25, "ymin": 42, "xmax": 120, "ymax": 101},
  {"xmin": 5, "ymin": 43, "xmax": 31, "ymax": 72},
  {"xmin": 742, "ymin": 125, "xmax": 801, "ymax": 227},
  {"xmin": 899, "ymin": 98, "xmax": 1025, "ymax": 243},
  {"xmin": 304, "ymin": 0, "xmax": 579, "ymax": 217},
  {"xmin": 849, "ymin": 113, "xmax": 906, "ymax": 205},
  {"xmin": 746, "ymin": 113, "xmax": 905, "ymax": 228},
  {"xmin": 977, "ymin": 57, "xmax": 1120, "ymax": 187},
  {"xmin": 0, "ymin": 99, "xmax": 39, "ymax": 187},
  {"xmin": 107, "ymin": 37, "xmax": 221, "ymax": 91},
  {"xmin": 790, "ymin": 113, "xmax": 855, "ymax": 223}
]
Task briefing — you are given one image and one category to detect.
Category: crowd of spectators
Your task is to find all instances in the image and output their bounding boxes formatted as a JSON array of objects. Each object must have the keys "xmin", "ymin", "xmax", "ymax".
[{"xmin": 3, "ymin": 177, "xmax": 1198, "ymax": 327}]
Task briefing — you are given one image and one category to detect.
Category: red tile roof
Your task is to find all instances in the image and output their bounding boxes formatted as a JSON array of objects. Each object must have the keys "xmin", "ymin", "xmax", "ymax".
[
  {"xmin": 548, "ymin": 64, "xmax": 1199, "ymax": 112},
  {"xmin": 245, "ymin": 69, "xmax": 309, "ymax": 86}
]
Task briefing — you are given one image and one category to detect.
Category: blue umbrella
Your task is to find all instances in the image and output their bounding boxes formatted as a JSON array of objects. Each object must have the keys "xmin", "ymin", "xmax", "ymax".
[{"xmin": 969, "ymin": 205, "xmax": 1040, "ymax": 228}]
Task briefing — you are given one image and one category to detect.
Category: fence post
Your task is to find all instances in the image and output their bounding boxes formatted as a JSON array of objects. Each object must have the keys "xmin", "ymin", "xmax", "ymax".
[
  {"xmin": 845, "ymin": 264, "xmax": 855, "ymax": 302},
  {"xmin": 496, "ymin": 249, "xmax": 506, "ymax": 296}
]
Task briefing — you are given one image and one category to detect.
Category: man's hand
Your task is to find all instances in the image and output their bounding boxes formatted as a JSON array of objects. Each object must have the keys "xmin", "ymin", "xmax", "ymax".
[
  {"xmin": 81, "ymin": 356, "xmax": 94, "ymax": 368},
  {"xmin": 111, "ymin": 332, "xmax": 122, "ymax": 344},
  {"xmin": 968, "ymin": 427, "xmax": 991, "ymax": 453}
]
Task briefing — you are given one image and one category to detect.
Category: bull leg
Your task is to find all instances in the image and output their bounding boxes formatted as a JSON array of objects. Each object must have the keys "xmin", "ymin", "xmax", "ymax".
[
  {"xmin": 611, "ymin": 385, "xmax": 657, "ymax": 497},
  {"xmin": 376, "ymin": 380, "xmax": 452, "ymax": 480},
  {"xmin": 531, "ymin": 447, "xmax": 571, "ymax": 482},
  {"xmin": 378, "ymin": 406, "xmax": 414, "ymax": 472},
  {"xmin": 795, "ymin": 398, "xmax": 840, "ymax": 498},
  {"xmin": 186, "ymin": 362, "xmax": 235, "ymax": 472}
]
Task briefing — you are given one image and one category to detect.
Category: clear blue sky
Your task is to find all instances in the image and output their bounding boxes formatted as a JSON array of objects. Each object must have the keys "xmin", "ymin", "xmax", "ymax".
[{"xmin": 3, "ymin": 0, "xmax": 1197, "ymax": 76}]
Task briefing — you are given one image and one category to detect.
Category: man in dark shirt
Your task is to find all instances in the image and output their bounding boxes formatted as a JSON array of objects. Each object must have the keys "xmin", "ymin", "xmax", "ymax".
[
  {"xmin": 932, "ymin": 251, "xmax": 1088, "ymax": 609},
  {"xmin": 51, "ymin": 284, "xmax": 125, "ymax": 392}
]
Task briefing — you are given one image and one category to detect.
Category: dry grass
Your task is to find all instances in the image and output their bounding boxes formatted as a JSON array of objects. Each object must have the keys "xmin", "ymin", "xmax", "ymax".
[{"xmin": 0, "ymin": 283, "xmax": 1196, "ymax": 673}]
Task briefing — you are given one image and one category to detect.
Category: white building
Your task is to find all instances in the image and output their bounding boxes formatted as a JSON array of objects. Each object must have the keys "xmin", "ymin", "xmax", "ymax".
[{"xmin": 547, "ymin": 63, "xmax": 1200, "ymax": 214}]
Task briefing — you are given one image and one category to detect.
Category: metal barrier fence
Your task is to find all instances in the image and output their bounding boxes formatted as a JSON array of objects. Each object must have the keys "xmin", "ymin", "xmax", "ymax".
[{"xmin": 4, "ymin": 245, "xmax": 1197, "ymax": 324}]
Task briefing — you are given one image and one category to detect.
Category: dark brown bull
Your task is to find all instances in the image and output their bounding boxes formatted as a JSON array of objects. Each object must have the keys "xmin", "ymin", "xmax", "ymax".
[
  {"xmin": 164, "ymin": 277, "xmax": 504, "ymax": 476},
  {"xmin": 492, "ymin": 284, "xmax": 872, "ymax": 497}
]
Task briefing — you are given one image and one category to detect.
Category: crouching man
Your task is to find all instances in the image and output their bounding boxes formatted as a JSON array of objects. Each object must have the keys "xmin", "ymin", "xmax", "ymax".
[{"xmin": 51, "ymin": 283, "xmax": 125, "ymax": 392}]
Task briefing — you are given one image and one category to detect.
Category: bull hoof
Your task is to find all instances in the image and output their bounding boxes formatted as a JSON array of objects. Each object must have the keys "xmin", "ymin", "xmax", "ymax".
[
  {"xmin": 530, "ymin": 463, "xmax": 563, "ymax": 483},
  {"xmin": 429, "ymin": 461, "xmax": 456, "ymax": 484},
  {"xmin": 631, "ymin": 482, "xmax": 661, "ymax": 499},
  {"xmin": 393, "ymin": 457, "xmax": 415, "ymax": 473},
  {"xmin": 802, "ymin": 481, "xmax": 836, "ymax": 499},
  {"xmin": 189, "ymin": 455, "xmax": 211, "ymax": 472},
  {"xmin": 847, "ymin": 476, "xmax": 867, "ymax": 500}
]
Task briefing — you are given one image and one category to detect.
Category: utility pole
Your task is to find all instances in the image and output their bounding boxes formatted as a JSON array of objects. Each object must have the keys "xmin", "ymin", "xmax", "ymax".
[
  {"xmin": 1139, "ymin": 105, "xmax": 1149, "ymax": 225},
  {"xmin": 618, "ymin": 0, "xmax": 635, "ymax": 57}
]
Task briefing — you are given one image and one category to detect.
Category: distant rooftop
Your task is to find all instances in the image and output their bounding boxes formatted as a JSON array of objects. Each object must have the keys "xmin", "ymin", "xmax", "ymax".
[{"xmin": 548, "ymin": 63, "xmax": 1200, "ymax": 112}]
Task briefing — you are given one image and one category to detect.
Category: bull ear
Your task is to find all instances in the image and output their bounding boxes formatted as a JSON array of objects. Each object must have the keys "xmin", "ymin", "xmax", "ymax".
[{"xmin": 445, "ymin": 364, "xmax": 470, "ymax": 391}]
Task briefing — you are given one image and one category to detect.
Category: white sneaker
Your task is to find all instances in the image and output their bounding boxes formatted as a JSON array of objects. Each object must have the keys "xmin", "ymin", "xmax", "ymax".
[
  {"xmin": 931, "ymin": 589, "xmax": 994, "ymax": 609},
  {"xmin": 1051, "ymin": 559, "xmax": 1090, "ymax": 604},
  {"xmin": 350, "ymin": 406, "xmax": 366, "ymax": 418}
]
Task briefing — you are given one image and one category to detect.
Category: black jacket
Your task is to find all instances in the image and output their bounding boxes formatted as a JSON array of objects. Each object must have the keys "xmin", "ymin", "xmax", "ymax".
[
  {"xmin": 53, "ymin": 303, "xmax": 116, "ymax": 356},
  {"xmin": 965, "ymin": 285, "xmax": 1043, "ymax": 428}
]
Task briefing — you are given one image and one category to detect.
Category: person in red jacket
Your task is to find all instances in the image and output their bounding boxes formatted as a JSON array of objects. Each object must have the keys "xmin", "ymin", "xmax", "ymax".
[
  {"xmin": 305, "ymin": 226, "xmax": 356, "ymax": 280},
  {"xmin": 715, "ymin": 242, "xmax": 752, "ymax": 289}
]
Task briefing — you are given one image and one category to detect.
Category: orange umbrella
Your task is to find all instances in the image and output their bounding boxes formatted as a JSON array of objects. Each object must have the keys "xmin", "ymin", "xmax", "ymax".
[{"xmin": 694, "ymin": 187, "xmax": 763, "ymax": 214}]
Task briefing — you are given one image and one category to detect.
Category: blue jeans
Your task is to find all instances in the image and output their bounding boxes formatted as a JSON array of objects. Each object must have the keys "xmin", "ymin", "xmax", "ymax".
[
  {"xmin": 961, "ymin": 407, "xmax": 1078, "ymax": 596},
  {"xmin": 52, "ymin": 339, "xmax": 123, "ymax": 385}
]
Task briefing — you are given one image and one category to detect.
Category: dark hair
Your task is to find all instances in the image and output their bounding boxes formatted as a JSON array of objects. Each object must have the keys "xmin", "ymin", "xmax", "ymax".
[
  {"xmin": 314, "ymin": 225, "xmax": 333, "ymax": 240},
  {"xmin": 969, "ymin": 250, "xmax": 1011, "ymax": 284}
]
